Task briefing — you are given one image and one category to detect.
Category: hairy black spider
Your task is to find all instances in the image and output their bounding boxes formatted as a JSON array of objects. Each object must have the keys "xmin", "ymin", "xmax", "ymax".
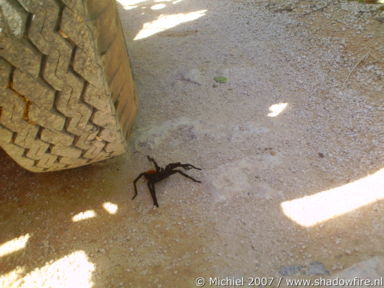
[{"xmin": 132, "ymin": 156, "xmax": 202, "ymax": 207}]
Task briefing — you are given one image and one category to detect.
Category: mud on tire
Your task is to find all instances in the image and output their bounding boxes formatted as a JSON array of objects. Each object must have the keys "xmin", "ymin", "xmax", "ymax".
[{"xmin": 0, "ymin": 0, "xmax": 137, "ymax": 172}]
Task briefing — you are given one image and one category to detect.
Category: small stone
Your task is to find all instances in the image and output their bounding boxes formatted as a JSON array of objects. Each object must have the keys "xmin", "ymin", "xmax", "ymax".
[
  {"xmin": 279, "ymin": 265, "xmax": 305, "ymax": 276},
  {"xmin": 180, "ymin": 68, "xmax": 203, "ymax": 85},
  {"xmin": 306, "ymin": 261, "xmax": 329, "ymax": 275}
]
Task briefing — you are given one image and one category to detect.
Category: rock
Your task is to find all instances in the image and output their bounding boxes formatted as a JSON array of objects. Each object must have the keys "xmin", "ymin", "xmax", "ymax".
[
  {"xmin": 279, "ymin": 261, "xmax": 329, "ymax": 276},
  {"xmin": 306, "ymin": 261, "xmax": 329, "ymax": 275},
  {"xmin": 279, "ymin": 265, "xmax": 305, "ymax": 276},
  {"xmin": 180, "ymin": 68, "xmax": 203, "ymax": 85}
]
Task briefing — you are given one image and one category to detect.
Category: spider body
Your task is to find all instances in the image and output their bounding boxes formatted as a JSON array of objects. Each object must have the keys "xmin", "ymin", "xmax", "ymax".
[{"xmin": 132, "ymin": 156, "xmax": 202, "ymax": 207}]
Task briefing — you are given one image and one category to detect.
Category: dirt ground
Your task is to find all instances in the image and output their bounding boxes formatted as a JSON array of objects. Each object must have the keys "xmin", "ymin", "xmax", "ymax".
[{"xmin": 1, "ymin": 0, "xmax": 384, "ymax": 287}]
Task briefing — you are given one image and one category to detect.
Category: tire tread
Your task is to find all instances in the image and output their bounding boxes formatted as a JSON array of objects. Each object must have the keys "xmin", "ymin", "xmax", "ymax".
[{"xmin": 0, "ymin": 0, "xmax": 137, "ymax": 172}]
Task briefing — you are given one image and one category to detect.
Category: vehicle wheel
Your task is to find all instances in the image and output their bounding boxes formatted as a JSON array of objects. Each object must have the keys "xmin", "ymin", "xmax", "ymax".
[{"xmin": 0, "ymin": 0, "xmax": 137, "ymax": 172}]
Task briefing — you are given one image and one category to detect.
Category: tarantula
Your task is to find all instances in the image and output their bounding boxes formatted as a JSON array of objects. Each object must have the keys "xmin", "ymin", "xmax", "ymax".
[{"xmin": 132, "ymin": 156, "xmax": 202, "ymax": 207}]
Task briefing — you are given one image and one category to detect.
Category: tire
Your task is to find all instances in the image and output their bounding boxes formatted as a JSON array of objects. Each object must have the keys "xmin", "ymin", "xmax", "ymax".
[{"xmin": 0, "ymin": 0, "xmax": 137, "ymax": 172}]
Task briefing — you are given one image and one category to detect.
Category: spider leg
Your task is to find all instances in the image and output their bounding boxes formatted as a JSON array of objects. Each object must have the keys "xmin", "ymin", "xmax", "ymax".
[
  {"xmin": 181, "ymin": 163, "xmax": 201, "ymax": 170},
  {"xmin": 132, "ymin": 173, "xmax": 145, "ymax": 200},
  {"xmin": 165, "ymin": 162, "xmax": 201, "ymax": 171},
  {"xmin": 173, "ymin": 169, "xmax": 201, "ymax": 183},
  {"xmin": 147, "ymin": 155, "xmax": 161, "ymax": 171},
  {"xmin": 147, "ymin": 181, "xmax": 159, "ymax": 207}
]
